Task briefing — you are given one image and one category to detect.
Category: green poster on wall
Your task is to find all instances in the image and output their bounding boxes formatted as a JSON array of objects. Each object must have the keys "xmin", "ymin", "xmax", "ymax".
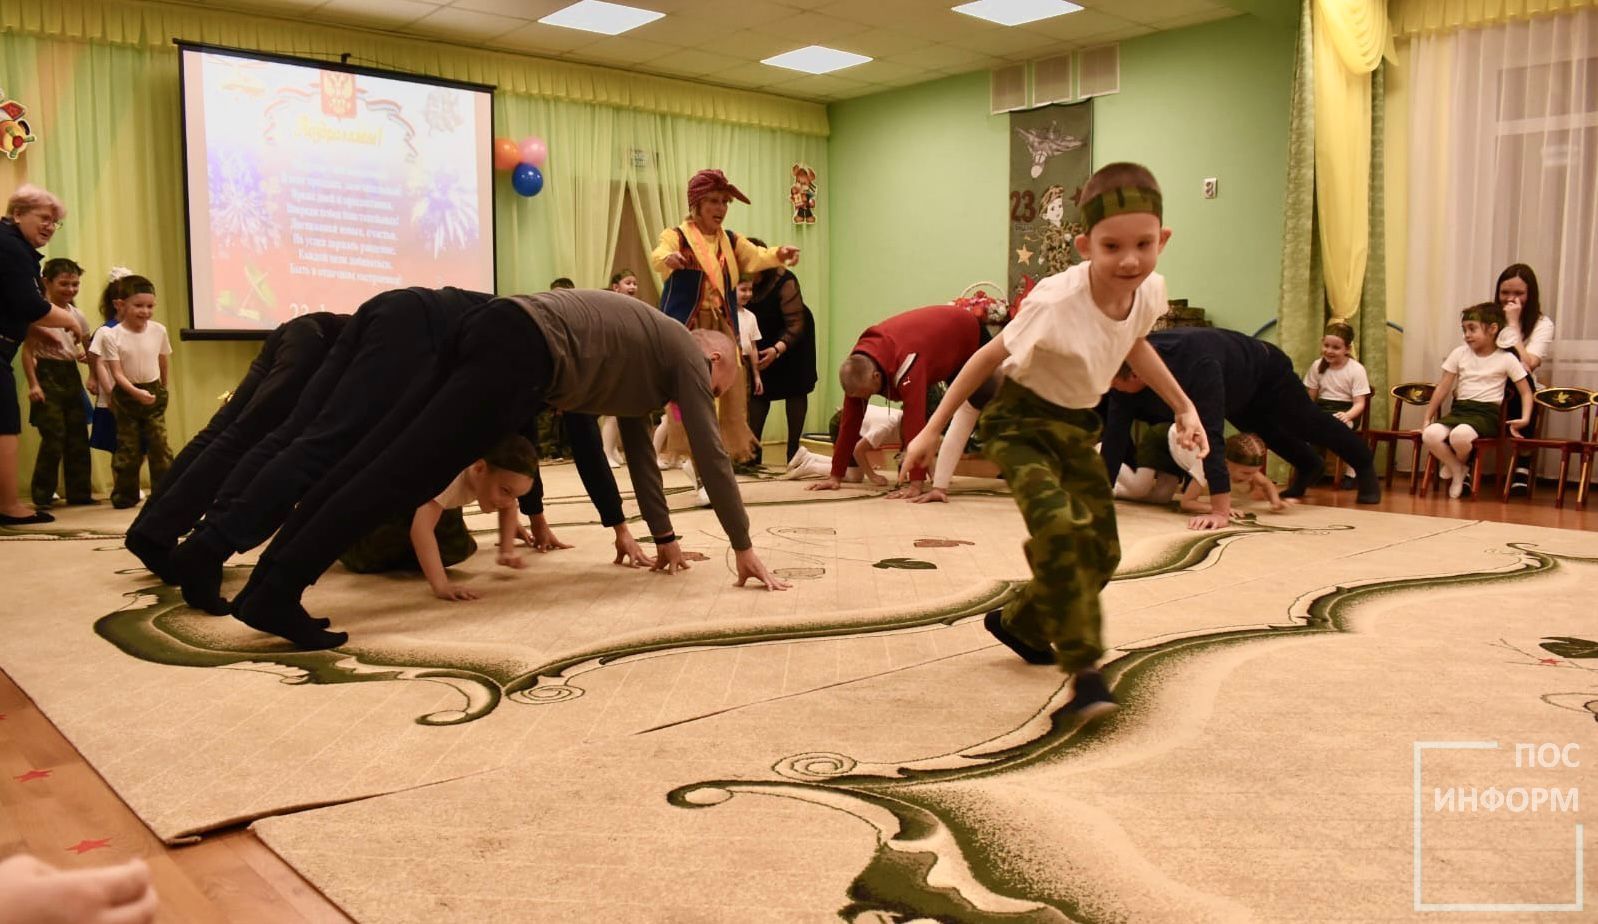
[{"xmin": 1008, "ymin": 102, "xmax": 1092, "ymax": 306}]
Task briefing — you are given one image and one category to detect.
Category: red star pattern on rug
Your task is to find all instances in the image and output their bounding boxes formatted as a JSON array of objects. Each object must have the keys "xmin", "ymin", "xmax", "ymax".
[
  {"xmin": 14, "ymin": 769, "xmax": 51, "ymax": 782},
  {"xmin": 1539, "ymin": 657, "xmax": 1563, "ymax": 666},
  {"xmin": 66, "ymin": 839, "xmax": 111, "ymax": 855}
]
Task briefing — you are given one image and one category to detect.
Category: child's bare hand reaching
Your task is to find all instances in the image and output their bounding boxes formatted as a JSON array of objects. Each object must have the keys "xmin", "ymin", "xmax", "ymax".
[
  {"xmin": 432, "ymin": 581, "xmax": 480, "ymax": 602},
  {"xmin": 497, "ymin": 549, "xmax": 527, "ymax": 569}
]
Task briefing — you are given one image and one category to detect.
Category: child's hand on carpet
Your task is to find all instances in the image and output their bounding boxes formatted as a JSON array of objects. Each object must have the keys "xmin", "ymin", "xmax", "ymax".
[
  {"xmin": 1188, "ymin": 511, "xmax": 1229, "ymax": 531},
  {"xmin": 864, "ymin": 468, "xmax": 888, "ymax": 486},
  {"xmin": 806, "ymin": 476, "xmax": 843, "ymax": 491},
  {"xmin": 432, "ymin": 581, "xmax": 480, "ymax": 602},
  {"xmin": 909, "ymin": 487, "xmax": 949, "ymax": 504},
  {"xmin": 497, "ymin": 550, "xmax": 527, "ymax": 569}
]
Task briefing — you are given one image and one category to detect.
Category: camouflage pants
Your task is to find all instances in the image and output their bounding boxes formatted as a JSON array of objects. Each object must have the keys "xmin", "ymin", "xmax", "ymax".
[
  {"xmin": 28, "ymin": 358, "xmax": 92, "ymax": 506},
  {"xmin": 110, "ymin": 381, "xmax": 172, "ymax": 507},
  {"xmin": 338, "ymin": 507, "xmax": 476, "ymax": 574},
  {"xmin": 980, "ymin": 380, "xmax": 1120, "ymax": 671}
]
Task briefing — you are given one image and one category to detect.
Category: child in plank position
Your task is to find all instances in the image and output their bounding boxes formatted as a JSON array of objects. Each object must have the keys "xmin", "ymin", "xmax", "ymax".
[
  {"xmin": 901, "ymin": 162, "xmax": 1206, "ymax": 716},
  {"xmin": 1176, "ymin": 432, "xmax": 1288, "ymax": 517},
  {"xmin": 1420, "ymin": 303, "xmax": 1533, "ymax": 499},
  {"xmin": 337, "ymin": 434, "xmax": 539, "ymax": 602}
]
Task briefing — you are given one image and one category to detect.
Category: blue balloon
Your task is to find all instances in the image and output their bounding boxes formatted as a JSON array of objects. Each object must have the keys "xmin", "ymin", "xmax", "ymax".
[{"xmin": 511, "ymin": 163, "xmax": 544, "ymax": 197}]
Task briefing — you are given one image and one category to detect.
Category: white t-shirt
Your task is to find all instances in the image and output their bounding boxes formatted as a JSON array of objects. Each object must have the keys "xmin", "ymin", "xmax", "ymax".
[
  {"xmin": 32, "ymin": 304, "xmax": 88, "ymax": 361},
  {"xmin": 435, "ymin": 469, "xmax": 486, "ymax": 513},
  {"xmin": 737, "ymin": 308, "xmax": 761, "ymax": 352},
  {"xmin": 858, "ymin": 404, "xmax": 902, "ymax": 449},
  {"xmin": 1496, "ymin": 314, "xmax": 1554, "ymax": 363},
  {"xmin": 1442, "ymin": 345, "xmax": 1527, "ymax": 404},
  {"xmin": 87, "ymin": 325, "xmax": 118, "ymax": 409},
  {"xmin": 1000, "ymin": 262, "xmax": 1166, "ymax": 409},
  {"xmin": 1302, "ymin": 358, "xmax": 1371, "ymax": 402},
  {"xmin": 100, "ymin": 321, "xmax": 171, "ymax": 384}
]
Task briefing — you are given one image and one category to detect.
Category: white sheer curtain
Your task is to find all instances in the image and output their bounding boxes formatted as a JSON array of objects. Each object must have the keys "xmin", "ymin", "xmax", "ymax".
[{"xmin": 1403, "ymin": 10, "xmax": 1598, "ymax": 404}]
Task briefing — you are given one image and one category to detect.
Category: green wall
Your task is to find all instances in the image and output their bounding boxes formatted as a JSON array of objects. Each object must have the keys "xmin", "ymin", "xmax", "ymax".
[
  {"xmin": 1093, "ymin": 13, "xmax": 1295, "ymax": 336},
  {"xmin": 825, "ymin": 72, "xmax": 1009, "ymax": 416},
  {"xmin": 824, "ymin": 13, "xmax": 1297, "ymax": 414}
]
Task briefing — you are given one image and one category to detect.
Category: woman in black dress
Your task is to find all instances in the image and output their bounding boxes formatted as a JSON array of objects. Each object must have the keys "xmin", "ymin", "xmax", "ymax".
[
  {"xmin": 2, "ymin": 184, "xmax": 82, "ymax": 525},
  {"xmin": 743, "ymin": 241, "xmax": 817, "ymax": 467}
]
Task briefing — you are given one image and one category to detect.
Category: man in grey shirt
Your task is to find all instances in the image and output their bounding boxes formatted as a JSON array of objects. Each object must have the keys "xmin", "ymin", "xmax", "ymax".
[{"xmin": 232, "ymin": 288, "xmax": 790, "ymax": 650}]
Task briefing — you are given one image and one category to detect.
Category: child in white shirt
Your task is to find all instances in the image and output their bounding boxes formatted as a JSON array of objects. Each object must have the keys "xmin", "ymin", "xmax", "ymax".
[
  {"xmin": 99, "ymin": 275, "xmax": 172, "ymax": 509},
  {"xmin": 1420, "ymin": 303, "xmax": 1533, "ymax": 499},
  {"xmin": 1302, "ymin": 321, "xmax": 1370, "ymax": 487},
  {"xmin": 901, "ymin": 162, "xmax": 1205, "ymax": 717}
]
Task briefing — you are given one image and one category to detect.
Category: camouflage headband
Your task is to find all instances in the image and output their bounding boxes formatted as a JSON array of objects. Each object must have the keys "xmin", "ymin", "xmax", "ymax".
[{"xmin": 1080, "ymin": 186, "xmax": 1163, "ymax": 231}]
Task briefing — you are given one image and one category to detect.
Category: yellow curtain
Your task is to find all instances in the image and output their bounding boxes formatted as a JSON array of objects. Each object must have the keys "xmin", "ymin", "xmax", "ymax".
[
  {"xmin": 1389, "ymin": 0, "xmax": 1596, "ymax": 36},
  {"xmin": 1312, "ymin": 0, "xmax": 1391, "ymax": 321},
  {"xmin": 0, "ymin": 0, "xmax": 829, "ymax": 137}
]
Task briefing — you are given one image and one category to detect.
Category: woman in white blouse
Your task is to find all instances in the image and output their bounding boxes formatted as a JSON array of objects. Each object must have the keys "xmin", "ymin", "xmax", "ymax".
[{"xmin": 1494, "ymin": 263, "xmax": 1554, "ymax": 494}]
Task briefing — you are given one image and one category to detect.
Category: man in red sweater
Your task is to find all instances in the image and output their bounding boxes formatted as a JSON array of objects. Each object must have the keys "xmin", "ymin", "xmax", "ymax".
[{"xmin": 807, "ymin": 304, "xmax": 985, "ymax": 499}]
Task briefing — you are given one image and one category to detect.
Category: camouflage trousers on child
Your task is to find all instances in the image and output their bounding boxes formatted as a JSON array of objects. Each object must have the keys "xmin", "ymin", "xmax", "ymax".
[
  {"xmin": 28, "ymin": 357, "xmax": 92, "ymax": 506},
  {"xmin": 979, "ymin": 380, "xmax": 1120, "ymax": 671},
  {"xmin": 110, "ymin": 381, "xmax": 172, "ymax": 508},
  {"xmin": 338, "ymin": 507, "xmax": 476, "ymax": 574}
]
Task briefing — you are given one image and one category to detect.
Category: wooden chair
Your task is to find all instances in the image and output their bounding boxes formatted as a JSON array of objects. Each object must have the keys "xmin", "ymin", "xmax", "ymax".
[
  {"xmin": 1364, "ymin": 383, "xmax": 1435, "ymax": 494},
  {"xmin": 1499, "ymin": 386, "xmax": 1595, "ymax": 507},
  {"xmin": 1418, "ymin": 394, "xmax": 1512, "ymax": 498},
  {"xmin": 1575, "ymin": 393, "xmax": 1598, "ymax": 509}
]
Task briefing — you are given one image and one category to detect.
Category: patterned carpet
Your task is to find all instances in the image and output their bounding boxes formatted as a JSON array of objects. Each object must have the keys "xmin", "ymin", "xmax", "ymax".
[{"xmin": 3, "ymin": 462, "xmax": 1593, "ymax": 920}]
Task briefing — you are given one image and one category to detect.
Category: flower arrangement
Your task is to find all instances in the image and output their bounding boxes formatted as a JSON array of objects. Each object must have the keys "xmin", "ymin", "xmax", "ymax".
[{"xmin": 953, "ymin": 282, "xmax": 1015, "ymax": 327}]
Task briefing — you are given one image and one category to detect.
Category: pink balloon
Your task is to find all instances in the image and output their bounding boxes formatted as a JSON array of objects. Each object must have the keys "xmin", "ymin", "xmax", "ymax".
[{"xmin": 518, "ymin": 136, "xmax": 548, "ymax": 169}]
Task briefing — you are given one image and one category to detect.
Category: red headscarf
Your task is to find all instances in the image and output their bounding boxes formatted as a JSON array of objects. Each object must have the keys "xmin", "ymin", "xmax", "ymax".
[{"xmin": 687, "ymin": 169, "xmax": 750, "ymax": 210}]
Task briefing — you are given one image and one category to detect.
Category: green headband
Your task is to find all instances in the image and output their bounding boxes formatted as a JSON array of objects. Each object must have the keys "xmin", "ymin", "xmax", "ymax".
[{"xmin": 1080, "ymin": 186, "xmax": 1163, "ymax": 230}]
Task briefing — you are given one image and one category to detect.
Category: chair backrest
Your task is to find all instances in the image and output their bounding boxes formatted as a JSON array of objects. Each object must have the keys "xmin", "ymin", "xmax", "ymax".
[
  {"xmin": 1531, "ymin": 386, "xmax": 1596, "ymax": 441},
  {"xmin": 1389, "ymin": 382, "xmax": 1436, "ymax": 429}
]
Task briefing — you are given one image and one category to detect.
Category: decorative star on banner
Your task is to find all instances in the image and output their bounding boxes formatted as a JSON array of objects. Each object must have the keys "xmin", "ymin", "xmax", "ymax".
[
  {"xmin": 66, "ymin": 839, "xmax": 111, "ymax": 855},
  {"xmin": 1015, "ymin": 245, "xmax": 1034, "ymax": 265},
  {"xmin": 14, "ymin": 769, "xmax": 51, "ymax": 782}
]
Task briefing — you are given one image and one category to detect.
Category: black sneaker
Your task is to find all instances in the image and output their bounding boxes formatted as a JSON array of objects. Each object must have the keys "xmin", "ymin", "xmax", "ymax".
[
  {"xmin": 983, "ymin": 609, "xmax": 1054, "ymax": 665},
  {"xmin": 1338, "ymin": 475, "xmax": 1357, "ymax": 491},
  {"xmin": 1063, "ymin": 669, "xmax": 1119, "ymax": 719},
  {"xmin": 1508, "ymin": 467, "xmax": 1531, "ymax": 497}
]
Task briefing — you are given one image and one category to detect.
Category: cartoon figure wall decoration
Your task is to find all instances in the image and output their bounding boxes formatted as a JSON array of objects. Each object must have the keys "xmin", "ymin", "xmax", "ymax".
[
  {"xmin": 1008, "ymin": 103, "xmax": 1091, "ymax": 306},
  {"xmin": 0, "ymin": 89, "xmax": 37, "ymax": 160},
  {"xmin": 791, "ymin": 163, "xmax": 817, "ymax": 225}
]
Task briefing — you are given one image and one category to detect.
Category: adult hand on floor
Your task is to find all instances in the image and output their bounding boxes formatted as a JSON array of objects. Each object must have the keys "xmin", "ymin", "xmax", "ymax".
[
  {"xmin": 613, "ymin": 527, "xmax": 655, "ymax": 568},
  {"xmin": 733, "ymin": 548, "xmax": 791, "ymax": 591},
  {"xmin": 652, "ymin": 540, "xmax": 691, "ymax": 575},
  {"xmin": 518, "ymin": 519, "xmax": 573, "ymax": 553},
  {"xmin": 0, "ymin": 854, "xmax": 158, "ymax": 924}
]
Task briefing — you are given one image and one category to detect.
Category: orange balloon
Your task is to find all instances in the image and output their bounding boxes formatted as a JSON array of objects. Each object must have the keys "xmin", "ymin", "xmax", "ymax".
[{"xmin": 492, "ymin": 137, "xmax": 521, "ymax": 171}]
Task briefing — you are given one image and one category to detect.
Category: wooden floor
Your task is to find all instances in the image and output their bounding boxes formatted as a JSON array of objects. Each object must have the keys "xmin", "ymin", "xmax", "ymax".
[{"xmin": 0, "ymin": 478, "xmax": 1590, "ymax": 923}]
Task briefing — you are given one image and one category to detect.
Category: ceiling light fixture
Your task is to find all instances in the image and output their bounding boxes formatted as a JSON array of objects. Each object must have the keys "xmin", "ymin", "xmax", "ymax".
[
  {"xmin": 538, "ymin": 0, "xmax": 664, "ymax": 36},
  {"xmin": 952, "ymin": 0, "xmax": 1084, "ymax": 27},
  {"xmin": 760, "ymin": 45, "xmax": 872, "ymax": 75}
]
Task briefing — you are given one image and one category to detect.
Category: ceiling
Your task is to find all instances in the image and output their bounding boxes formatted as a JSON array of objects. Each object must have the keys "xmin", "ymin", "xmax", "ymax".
[{"xmin": 172, "ymin": 0, "xmax": 1252, "ymax": 102}]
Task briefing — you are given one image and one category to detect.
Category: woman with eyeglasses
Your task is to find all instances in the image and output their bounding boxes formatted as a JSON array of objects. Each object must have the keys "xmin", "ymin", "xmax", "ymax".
[{"xmin": 2, "ymin": 184, "xmax": 84, "ymax": 525}]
